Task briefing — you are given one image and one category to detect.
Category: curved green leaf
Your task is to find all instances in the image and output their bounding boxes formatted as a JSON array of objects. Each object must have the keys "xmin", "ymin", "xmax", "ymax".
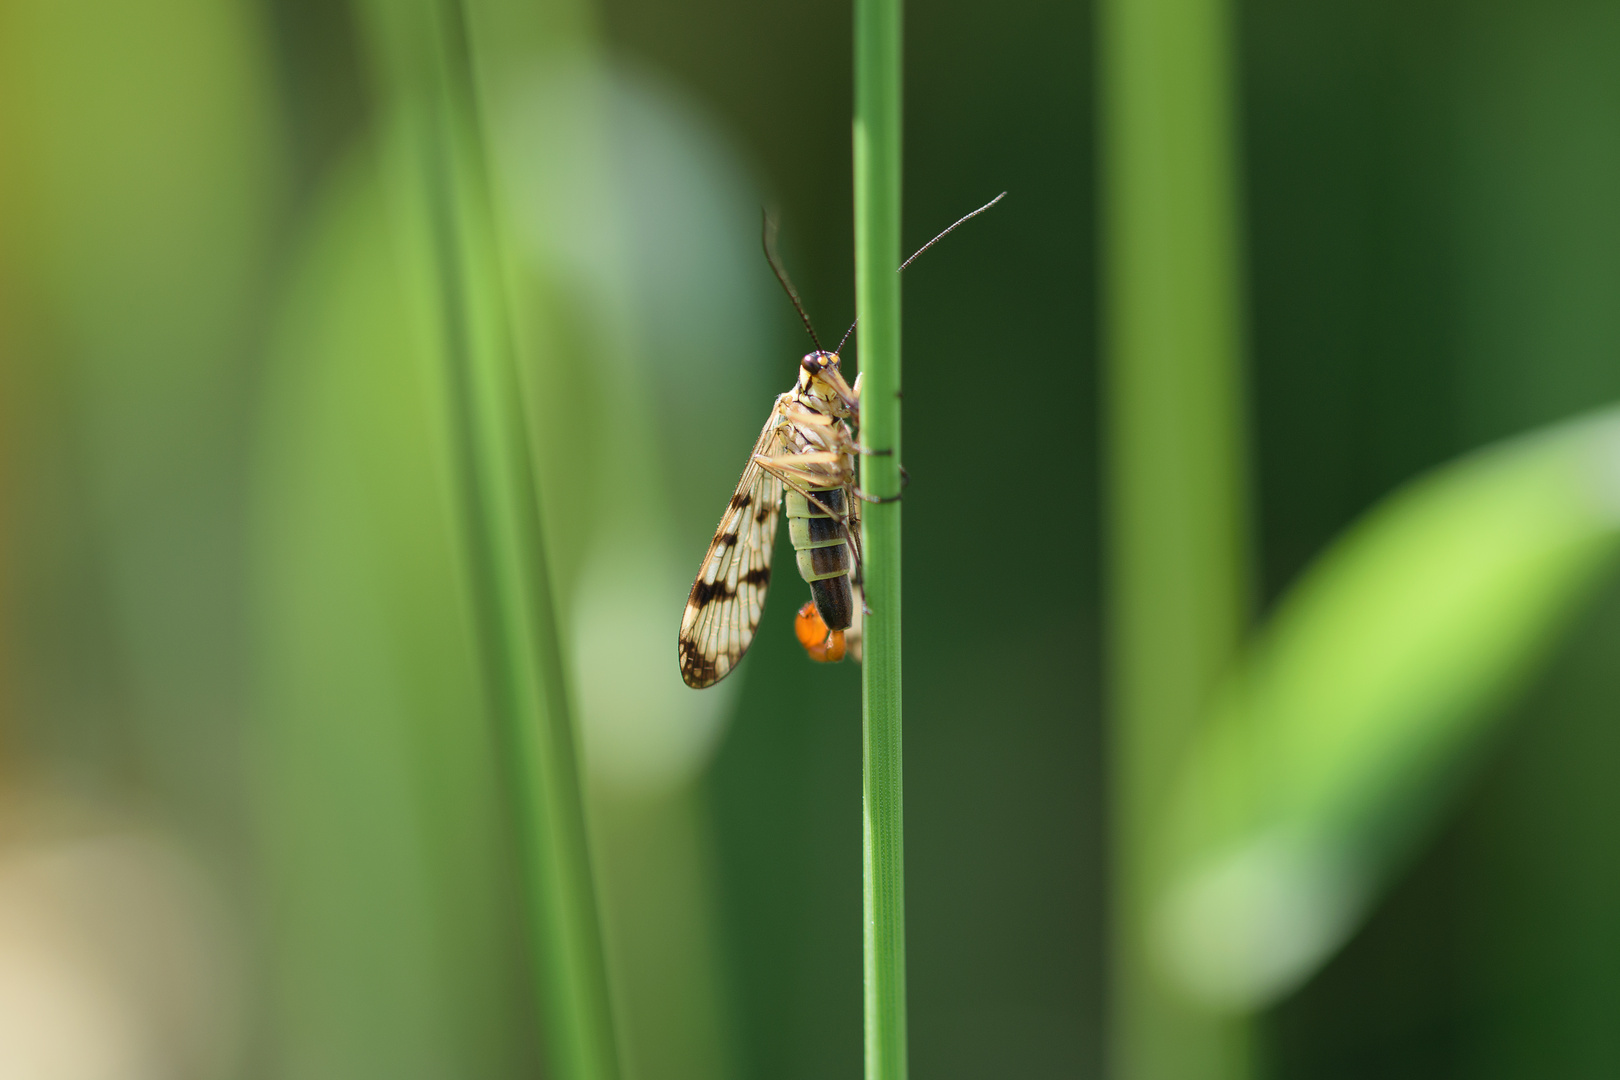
[{"xmin": 1153, "ymin": 409, "xmax": 1620, "ymax": 1009}]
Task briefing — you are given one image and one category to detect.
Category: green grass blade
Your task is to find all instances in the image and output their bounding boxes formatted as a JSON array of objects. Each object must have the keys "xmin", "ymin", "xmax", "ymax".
[
  {"xmin": 853, "ymin": 0, "xmax": 907, "ymax": 1073},
  {"xmin": 255, "ymin": 154, "xmax": 527, "ymax": 1077},
  {"xmin": 1152, "ymin": 409, "xmax": 1620, "ymax": 1010},
  {"xmin": 1099, "ymin": 0, "xmax": 1252, "ymax": 1072},
  {"xmin": 350, "ymin": 2, "xmax": 619, "ymax": 1078}
]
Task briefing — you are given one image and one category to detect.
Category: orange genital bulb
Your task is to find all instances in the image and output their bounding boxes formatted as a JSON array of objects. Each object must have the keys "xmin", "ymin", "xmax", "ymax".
[{"xmin": 795, "ymin": 601, "xmax": 847, "ymax": 663}]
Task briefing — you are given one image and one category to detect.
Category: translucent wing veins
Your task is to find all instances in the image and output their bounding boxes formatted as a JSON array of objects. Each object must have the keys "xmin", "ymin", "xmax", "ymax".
[{"xmin": 678, "ymin": 411, "xmax": 785, "ymax": 688}]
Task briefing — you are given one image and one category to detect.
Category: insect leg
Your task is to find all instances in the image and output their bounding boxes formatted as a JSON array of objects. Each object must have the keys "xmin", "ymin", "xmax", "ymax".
[
  {"xmin": 853, "ymin": 463, "xmax": 908, "ymax": 504},
  {"xmin": 780, "ymin": 403, "xmax": 837, "ymax": 427},
  {"xmin": 845, "ymin": 514, "xmax": 871, "ymax": 619},
  {"xmin": 845, "ymin": 500, "xmax": 864, "ymax": 567},
  {"xmin": 760, "ymin": 449, "xmax": 845, "ymax": 469},
  {"xmin": 753, "ymin": 456, "xmax": 856, "ymax": 526}
]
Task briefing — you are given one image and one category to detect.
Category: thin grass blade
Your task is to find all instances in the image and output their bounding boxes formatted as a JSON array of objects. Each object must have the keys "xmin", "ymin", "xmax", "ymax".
[{"xmin": 854, "ymin": 0, "xmax": 907, "ymax": 1074}]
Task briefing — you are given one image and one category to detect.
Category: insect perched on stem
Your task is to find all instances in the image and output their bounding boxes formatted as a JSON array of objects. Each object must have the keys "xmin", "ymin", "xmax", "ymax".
[{"xmin": 678, "ymin": 193, "xmax": 1005, "ymax": 689}]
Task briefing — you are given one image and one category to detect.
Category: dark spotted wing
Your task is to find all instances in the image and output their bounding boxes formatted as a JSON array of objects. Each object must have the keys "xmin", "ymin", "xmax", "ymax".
[{"xmin": 678, "ymin": 412, "xmax": 785, "ymax": 688}]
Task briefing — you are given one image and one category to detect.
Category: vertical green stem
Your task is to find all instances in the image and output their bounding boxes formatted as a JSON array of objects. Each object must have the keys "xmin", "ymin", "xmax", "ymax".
[
  {"xmin": 357, "ymin": 2, "xmax": 620, "ymax": 1078},
  {"xmin": 853, "ymin": 0, "xmax": 906, "ymax": 1075},
  {"xmin": 434, "ymin": 30, "xmax": 621, "ymax": 1080},
  {"xmin": 1100, "ymin": 0, "xmax": 1252, "ymax": 1074}
]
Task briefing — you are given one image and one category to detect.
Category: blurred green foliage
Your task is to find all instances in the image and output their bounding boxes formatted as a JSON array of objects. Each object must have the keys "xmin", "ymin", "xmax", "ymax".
[
  {"xmin": 2, "ymin": 0, "xmax": 1620, "ymax": 1078},
  {"xmin": 1154, "ymin": 412, "xmax": 1620, "ymax": 1013},
  {"xmin": 255, "ymin": 137, "xmax": 527, "ymax": 1079},
  {"xmin": 1099, "ymin": 0, "xmax": 1252, "ymax": 1070}
]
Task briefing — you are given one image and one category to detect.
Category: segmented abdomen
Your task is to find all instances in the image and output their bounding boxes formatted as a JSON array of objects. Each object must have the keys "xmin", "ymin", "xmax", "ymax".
[{"xmin": 786, "ymin": 485, "xmax": 853, "ymax": 630}]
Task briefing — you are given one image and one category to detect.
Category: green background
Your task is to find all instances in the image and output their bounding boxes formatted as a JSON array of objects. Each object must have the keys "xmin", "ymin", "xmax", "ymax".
[{"xmin": 2, "ymin": 0, "xmax": 1618, "ymax": 1076}]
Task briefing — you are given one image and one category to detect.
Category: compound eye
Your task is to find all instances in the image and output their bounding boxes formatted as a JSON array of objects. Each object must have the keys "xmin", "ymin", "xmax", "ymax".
[{"xmin": 800, "ymin": 353, "xmax": 823, "ymax": 372}]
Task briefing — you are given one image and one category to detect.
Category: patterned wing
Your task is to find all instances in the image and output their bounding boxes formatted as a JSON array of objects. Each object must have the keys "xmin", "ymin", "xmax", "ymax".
[{"xmin": 679, "ymin": 412, "xmax": 786, "ymax": 688}]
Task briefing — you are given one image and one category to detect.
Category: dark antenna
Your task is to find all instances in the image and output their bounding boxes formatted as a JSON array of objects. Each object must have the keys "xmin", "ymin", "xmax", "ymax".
[
  {"xmin": 834, "ymin": 191, "xmax": 1007, "ymax": 355},
  {"xmin": 762, "ymin": 209, "xmax": 825, "ymax": 354},
  {"xmin": 836, "ymin": 318, "xmax": 859, "ymax": 357},
  {"xmin": 898, "ymin": 191, "xmax": 1007, "ymax": 272}
]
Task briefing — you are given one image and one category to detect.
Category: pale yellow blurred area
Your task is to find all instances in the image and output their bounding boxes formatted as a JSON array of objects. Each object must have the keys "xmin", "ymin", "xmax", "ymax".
[{"xmin": 0, "ymin": 797, "xmax": 238, "ymax": 1080}]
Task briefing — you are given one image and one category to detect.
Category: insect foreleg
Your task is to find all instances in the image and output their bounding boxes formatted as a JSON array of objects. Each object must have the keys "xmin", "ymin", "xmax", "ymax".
[
  {"xmin": 761, "ymin": 449, "xmax": 845, "ymax": 469},
  {"xmin": 753, "ymin": 456, "xmax": 856, "ymax": 526},
  {"xmin": 780, "ymin": 403, "xmax": 837, "ymax": 427}
]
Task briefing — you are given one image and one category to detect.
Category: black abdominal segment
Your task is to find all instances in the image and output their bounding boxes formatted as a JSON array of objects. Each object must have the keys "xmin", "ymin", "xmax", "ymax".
[
  {"xmin": 810, "ymin": 575, "xmax": 854, "ymax": 631},
  {"xmin": 786, "ymin": 484, "xmax": 853, "ymax": 631}
]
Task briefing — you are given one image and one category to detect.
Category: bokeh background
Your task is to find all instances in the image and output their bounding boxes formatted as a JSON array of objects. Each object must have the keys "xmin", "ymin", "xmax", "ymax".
[{"xmin": 2, "ymin": 0, "xmax": 1619, "ymax": 1078}]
